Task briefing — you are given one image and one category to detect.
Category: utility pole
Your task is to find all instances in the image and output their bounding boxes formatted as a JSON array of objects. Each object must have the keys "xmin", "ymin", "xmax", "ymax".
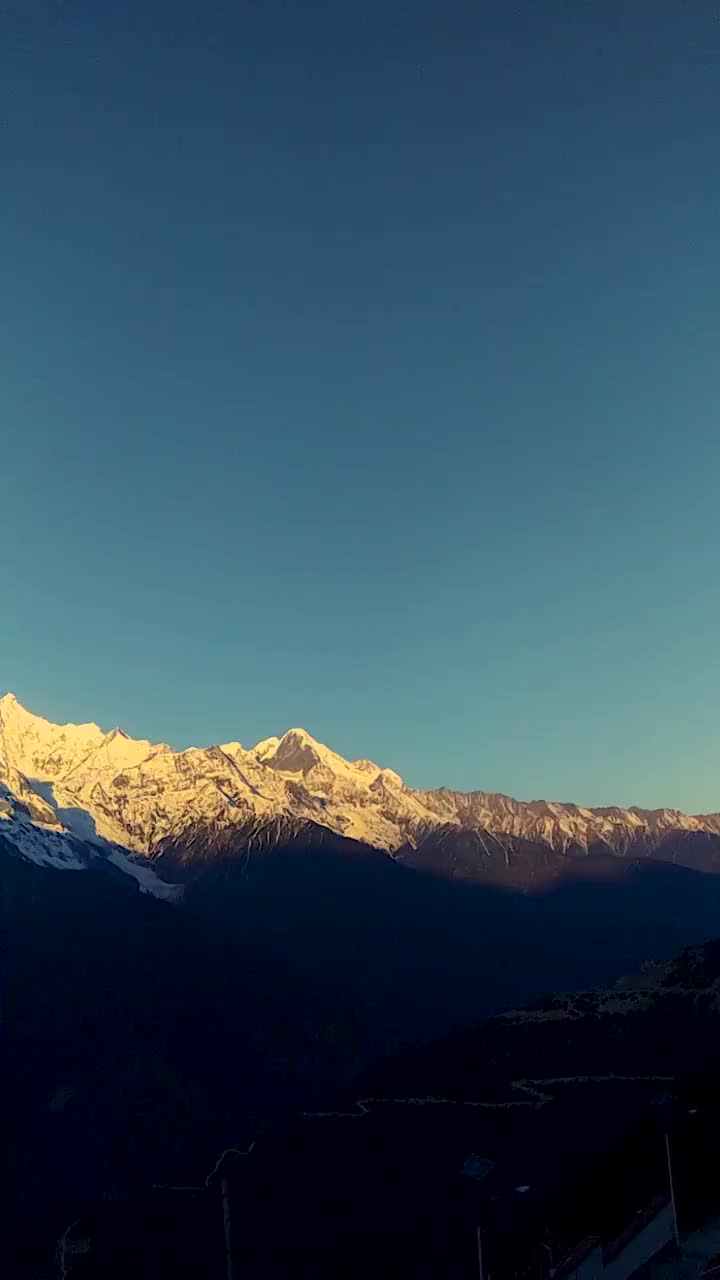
[
  {"xmin": 665, "ymin": 1131, "xmax": 680, "ymax": 1249},
  {"xmin": 221, "ymin": 1176, "xmax": 235, "ymax": 1280},
  {"xmin": 477, "ymin": 1225, "xmax": 484, "ymax": 1280}
]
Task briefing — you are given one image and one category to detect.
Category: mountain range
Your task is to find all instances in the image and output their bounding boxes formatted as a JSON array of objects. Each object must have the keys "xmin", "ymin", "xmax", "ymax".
[
  {"xmin": 5, "ymin": 692, "xmax": 720, "ymax": 1275},
  {"xmin": 3, "ymin": 691, "xmax": 720, "ymax": 885}
]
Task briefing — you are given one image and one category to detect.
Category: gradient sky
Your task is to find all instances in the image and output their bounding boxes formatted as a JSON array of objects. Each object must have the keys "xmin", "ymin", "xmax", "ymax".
[{"xmin": 3, "ymin": 1, "xmax": 720, "ymax": 810}]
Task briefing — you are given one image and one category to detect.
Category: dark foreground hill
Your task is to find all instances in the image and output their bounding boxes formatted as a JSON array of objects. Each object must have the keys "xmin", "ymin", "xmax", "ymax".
[
  {"xmin": 54, "ymin": 937, "xmax": 720, "ymax": 1278},
  {"xmin": 5, "ymin": 832, "xmax": 720, "ymax": 1278}
]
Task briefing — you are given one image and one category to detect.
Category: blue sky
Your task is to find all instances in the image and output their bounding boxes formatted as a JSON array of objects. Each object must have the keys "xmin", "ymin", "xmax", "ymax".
[{"xmin": 3, "ymin": 1, "xmax": 720, "ymax": 810}]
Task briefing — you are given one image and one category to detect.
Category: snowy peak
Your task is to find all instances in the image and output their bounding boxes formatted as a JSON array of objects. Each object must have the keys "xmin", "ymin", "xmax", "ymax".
[
  {"xmin": 263, "ymin": 729, "xmax": 326, "ymax": 776},
  {"xmin": 262, "ymin": 729, "xmax": 390, "ymax": 787},
  {"xmin": 0, "ymin": 694, "xmax": 167, "ymax": 785},
  {"xmin": 0, "ymin": 693, "xmax": 106, "ymax": 780},
  {"xmin": 251, "ymin": 735, "xmax": 280, "ymax": 761}
]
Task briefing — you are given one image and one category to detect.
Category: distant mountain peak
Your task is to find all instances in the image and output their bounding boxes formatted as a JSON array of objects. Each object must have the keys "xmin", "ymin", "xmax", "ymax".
[
  {"xmin": 0, "ymin": 691, "xmax": 103, "ymax": 735},
  {"xmin": 262, "ymin": 728, "xmax": 326, "ymax": 776},
  {"xmin": 282, "ymin": 727, "xmax": 317, "ymax": 743}
]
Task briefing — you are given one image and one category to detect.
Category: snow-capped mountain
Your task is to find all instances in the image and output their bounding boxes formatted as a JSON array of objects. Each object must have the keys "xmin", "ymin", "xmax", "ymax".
[
  {"xmin": 9, "ymin": 694, "xmax": 720, "ymax": 1280},
  {"xmin": 2, "ymin": 691, "xmax": 720, "ymax": 888}
]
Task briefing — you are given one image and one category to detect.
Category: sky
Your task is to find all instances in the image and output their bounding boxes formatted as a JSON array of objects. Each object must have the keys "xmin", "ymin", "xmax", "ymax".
[{"xmin": 2, "ymin": 0, "xmax": 720, "ymax": 811}]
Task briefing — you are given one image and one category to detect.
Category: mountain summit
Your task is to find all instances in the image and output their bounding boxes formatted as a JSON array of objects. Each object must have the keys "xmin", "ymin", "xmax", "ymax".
[{"xmin": 2, "ymin": 693, "xmax": 720, "ymax": 887}]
